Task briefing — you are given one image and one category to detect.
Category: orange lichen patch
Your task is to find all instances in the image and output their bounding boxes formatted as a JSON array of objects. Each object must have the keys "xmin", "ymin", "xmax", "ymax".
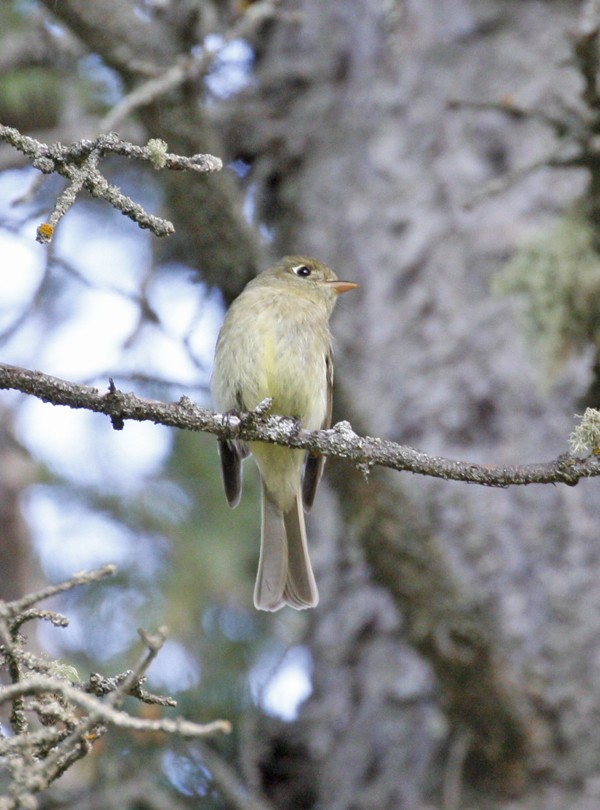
[{"xmin": 36, "ymin": 222, "xmax": 54, "ymax": 243}]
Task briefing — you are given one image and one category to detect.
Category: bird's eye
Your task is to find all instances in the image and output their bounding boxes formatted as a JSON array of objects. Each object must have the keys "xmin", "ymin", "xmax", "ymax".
[{"xmin": 292, "ymin": 264, "xmax": 312, "ymax": 278}]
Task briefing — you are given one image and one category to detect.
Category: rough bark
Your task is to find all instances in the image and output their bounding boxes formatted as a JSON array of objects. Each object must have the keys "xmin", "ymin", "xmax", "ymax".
[{"xmin": 232, "ymin": 0, "xmax": 600, "ymax": 806}]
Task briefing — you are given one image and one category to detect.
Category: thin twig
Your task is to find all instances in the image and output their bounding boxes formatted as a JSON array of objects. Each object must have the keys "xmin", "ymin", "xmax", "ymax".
[
  {"xmin": 4, "ymin": 564, "xmax": 116, "ymax": 616},
  {"xmin": 100, "ymin": 56, "xmax": 207, "ymax": 133},
  {"xmin": 99, "ymin": 0, "xmax": 282, "ymax": 133}
]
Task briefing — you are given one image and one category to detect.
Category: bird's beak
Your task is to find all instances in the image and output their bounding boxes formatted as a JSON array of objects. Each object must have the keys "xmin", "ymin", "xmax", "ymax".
[{"xmin": 326, "ymin": 280, "xmax": 359, "ymax": 295}]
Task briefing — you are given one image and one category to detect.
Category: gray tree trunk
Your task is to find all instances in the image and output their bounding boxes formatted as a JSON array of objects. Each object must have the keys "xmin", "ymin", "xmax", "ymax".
[{"xmin": 233, "ymin": 1, "xmax": 600, "ymax": 807}]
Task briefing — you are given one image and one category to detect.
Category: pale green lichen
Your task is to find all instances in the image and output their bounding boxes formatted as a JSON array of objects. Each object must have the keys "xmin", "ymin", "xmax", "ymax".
[
  {"xmin": 569, "ymin": 407, "xmax": 600, "ymax": 455},
  {"xmin": 493, "ymin": 205, "xmax": 600, "ymax": 380},
  {"xmin": 147, "ymin": 138, "xmax": 168, "ymax": 169}
]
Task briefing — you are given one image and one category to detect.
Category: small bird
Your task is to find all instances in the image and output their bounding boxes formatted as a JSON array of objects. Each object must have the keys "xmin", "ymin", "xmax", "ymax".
[{"xmin": 211, "ymin": 256, "xmax": 358, "ymax": 611}]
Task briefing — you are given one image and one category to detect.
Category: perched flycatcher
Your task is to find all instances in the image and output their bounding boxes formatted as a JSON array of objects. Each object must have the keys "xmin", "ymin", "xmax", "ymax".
[{"xmin": 211, "ymin": 256, "xmax": 357, "ymax": 611}]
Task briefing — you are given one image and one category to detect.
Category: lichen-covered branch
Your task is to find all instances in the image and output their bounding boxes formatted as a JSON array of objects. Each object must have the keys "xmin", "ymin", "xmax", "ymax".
[
  {"xmin": 0, "ymin": 677, "xmax": 230, "ymax": 738},
  {"xmin": 0, "ymin": 362, "xmax": 598, "ymax": 488},
  {"xmin": 0, "ymin": 126, "xmax": 222, "ymax": 243},
  {"xmin": 0, "ymin": 566, "xmax": 230, "ymax": 809}
]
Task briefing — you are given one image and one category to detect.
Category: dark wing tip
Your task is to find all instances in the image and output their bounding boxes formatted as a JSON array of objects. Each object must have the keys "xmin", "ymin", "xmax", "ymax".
[
  {"xmin": 302, "ymin": 451, "xmax": 325, "ymax": 511},
  {"xmin": 218, "ymin": 440, "xmax": 243, "ymax": 507}
]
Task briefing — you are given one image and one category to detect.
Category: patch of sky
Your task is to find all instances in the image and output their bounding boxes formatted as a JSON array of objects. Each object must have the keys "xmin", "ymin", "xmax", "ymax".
[
  {"xmin": 36, "ymin": 608, "xmax": 91, "ymax": 661},
  {"xmin": 204, "ymin": 36, "xmax": 254, "ymax": 99},
  {"xmin": 259, "ymin": 221, "xmax": 274, "ymax": 242},
  {"xmin": 0, "ymin": 168, "xmax": 41, "ymax": 220},
  {"xmin": 24, "ymin": 488, "xmax": 138, "ymax": 576},
  {"xmin": 133, "ymin": 3, "xmax": 152, "ymax": 23},
  {"xmin": 229, "ymin": 158, "xmax": 251, "ymax": 178},
  {"xmin": 243, "ymin": 180, "xmax": 257, "ymax": 224},
  {"xmin": 38, "ymin": 584, "xmax": 153, "ymax": 661},
  {"xmin": 78, "ymin": 53, "xmax": 124, "ymax": 106},
  {"xmin": 118, "ymin": 324, "xmax": 209, "ymax": 388},
  {"xmin": 18, "ymin": 400, "xmax": 172, "ymax": 490},
  {"xmin": 0, "ymin": 230, "xmax": 45, "ymax": 332},
  {"xmin": 202, "ymin": 603, "xmax": 259, "ymax": 644},
  {"xmin": 240, "ymin": 182, "xmax": 273, "ymax": 243},
  {"xmin": 0, "ymin": 319, "xmax": 53, "ymax": 374},
  {"xmin": 53, "ymin": 206, "xmax": 153, "ymax": 296},
  {"xmin": 146, "ymin": 639, "xmax": 201, "ymax": 691},
  {"xmin": 148, "ymin": 264, "xmax": 224, "ymax": 369},
  {"xmin": 34, "ymin": 286, "xmax": 141, "ymax": 377},
  {"xmin": 250, "ymin": 645, "xmax": 313, "ymax": 721},
  {"xmin": 162, "ymin": 750, "xmax": 213, "ymax": 799}
]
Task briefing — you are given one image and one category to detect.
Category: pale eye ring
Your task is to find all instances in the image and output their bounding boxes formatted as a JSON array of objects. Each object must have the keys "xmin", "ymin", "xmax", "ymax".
[{"xmin": 292, "ymin": 264, "xmax": 311, "ymax": 278}]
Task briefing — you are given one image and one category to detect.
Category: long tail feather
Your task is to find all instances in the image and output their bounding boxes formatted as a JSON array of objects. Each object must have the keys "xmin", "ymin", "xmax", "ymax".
[
  {"xmin": 282, "ymin": 494, "xmax": 318, "ymax": 608},
  {"xmin": 254, "ymin": 482, "xmax": 288, "ymax": 611},
  {"xmin": 254, "ymin": 482, "xmax": 319, "ymax": 611}
]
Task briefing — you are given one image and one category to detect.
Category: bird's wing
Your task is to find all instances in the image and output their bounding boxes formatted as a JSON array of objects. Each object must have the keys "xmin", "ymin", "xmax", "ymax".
[
  {"xmin": 302, "ymin": 349, "xmax": 333, "ymax": 512},
  {"xmin": 218, "ymin": 439, "xmax": 248, "ymax": 508}
]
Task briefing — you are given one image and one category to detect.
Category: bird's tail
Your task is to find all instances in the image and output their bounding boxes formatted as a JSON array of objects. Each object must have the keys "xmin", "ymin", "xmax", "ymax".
[{"xmin": 254, "ymin": 481, "xmax": 319, "ymax": 611}]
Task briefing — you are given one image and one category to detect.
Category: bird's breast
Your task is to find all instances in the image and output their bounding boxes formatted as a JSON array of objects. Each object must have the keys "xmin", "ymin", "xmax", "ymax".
[
  {"xmin": 212, "ymin": 292, "xmax": 330, "ymax": 430},
  {"xmin": 255, "ymin": 301, "xmax": 329, "ymax": 426}
]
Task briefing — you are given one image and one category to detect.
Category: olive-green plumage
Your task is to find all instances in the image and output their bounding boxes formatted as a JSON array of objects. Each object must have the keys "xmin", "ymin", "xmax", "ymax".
[{"xmin": 211, "ymin": 256, "xmax": 357, "ymax": 610}]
